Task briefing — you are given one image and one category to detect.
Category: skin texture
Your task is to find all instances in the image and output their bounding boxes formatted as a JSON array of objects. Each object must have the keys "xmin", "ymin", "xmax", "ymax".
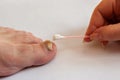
[
  {"xmin": 84, "ymin": 0, "xmax": 120, "ymax": 43},
  {"xmin": 0, "ymin": 27, "xmax": 57, "ymax": 77}
]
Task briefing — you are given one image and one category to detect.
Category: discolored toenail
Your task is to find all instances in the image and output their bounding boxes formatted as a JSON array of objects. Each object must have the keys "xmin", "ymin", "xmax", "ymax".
[{"xmin": 43, "ymin": 40, "xmax": 53, "ymax": 51}]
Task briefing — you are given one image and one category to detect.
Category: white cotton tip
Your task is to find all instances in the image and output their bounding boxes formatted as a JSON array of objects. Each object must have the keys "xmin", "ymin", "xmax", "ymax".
[{"xmin": 53, "ymin": 34, "xmax": 65, "ymax": 40}]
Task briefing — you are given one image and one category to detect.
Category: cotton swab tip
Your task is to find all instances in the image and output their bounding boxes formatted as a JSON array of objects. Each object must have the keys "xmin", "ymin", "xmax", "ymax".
[{"xmin": 53, "ymin": 34, "xmax": 65, "ymax": 40}]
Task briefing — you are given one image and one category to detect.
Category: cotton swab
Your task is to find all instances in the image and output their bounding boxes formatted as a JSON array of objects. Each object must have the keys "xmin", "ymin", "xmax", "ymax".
[{"xmin": 53, "ymin": 34, "xmax": 89, "ymax": 40}]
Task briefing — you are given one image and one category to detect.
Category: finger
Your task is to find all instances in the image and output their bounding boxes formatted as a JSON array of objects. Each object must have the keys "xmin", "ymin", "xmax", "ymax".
[
  {"xmin": 90, "ymin": 23, "xmax": 120, "ymax": 41},
  {"xmin": 84, "ymin": 0, "xmax": 115, "ymax": 42}
]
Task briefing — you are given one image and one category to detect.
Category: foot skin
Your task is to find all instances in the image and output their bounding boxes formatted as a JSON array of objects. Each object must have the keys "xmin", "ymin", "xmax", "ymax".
[{"xmin": 0, "ymin": 27, "xmax": 57, "ymax": 77}]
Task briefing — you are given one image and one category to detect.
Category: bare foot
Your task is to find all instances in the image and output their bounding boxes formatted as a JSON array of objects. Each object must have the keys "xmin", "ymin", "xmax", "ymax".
[{"xmin": 0, "ymin": 27, "xmax": 57, "ymax": 76}]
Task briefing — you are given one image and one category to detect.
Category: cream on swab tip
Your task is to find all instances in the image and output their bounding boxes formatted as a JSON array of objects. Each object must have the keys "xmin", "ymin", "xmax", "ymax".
[{"xmin": 53, "ymin": 34, "xmax": 89, "ymax": 40}]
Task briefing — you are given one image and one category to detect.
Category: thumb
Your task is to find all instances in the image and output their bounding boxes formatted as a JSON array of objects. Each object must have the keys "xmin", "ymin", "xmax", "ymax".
[{"xmin": 90, "ymin": 23, "xmax": 120, "ymax": 41}]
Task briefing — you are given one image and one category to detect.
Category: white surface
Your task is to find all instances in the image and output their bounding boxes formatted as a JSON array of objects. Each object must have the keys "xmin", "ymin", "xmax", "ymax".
[{"xmin": 1, "ymin": 0, "xmax": 120, "ymax": 80}]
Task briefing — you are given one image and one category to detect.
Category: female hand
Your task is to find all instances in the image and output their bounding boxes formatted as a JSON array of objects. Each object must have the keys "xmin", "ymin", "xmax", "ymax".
[{"xmin": 84, "ymin": 0, "xmax": 120, "ymax": 44}]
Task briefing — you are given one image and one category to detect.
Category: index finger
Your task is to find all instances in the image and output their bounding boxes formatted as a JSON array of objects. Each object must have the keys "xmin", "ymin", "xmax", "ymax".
[{"xmin": 84, "ymin": 0, "xmax": 115, "ymax": 42}]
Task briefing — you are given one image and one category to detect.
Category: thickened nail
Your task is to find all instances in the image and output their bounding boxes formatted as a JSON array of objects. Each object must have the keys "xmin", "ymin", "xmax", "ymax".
[{"xmin": 44, "ymin": 40, "xmax": 53, "ymax": 51}]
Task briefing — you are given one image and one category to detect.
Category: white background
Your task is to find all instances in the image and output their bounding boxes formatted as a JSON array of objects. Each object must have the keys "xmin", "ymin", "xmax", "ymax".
[{"xmin": 1, "ymin": 0, "xmax": 120, "ymax": 80}]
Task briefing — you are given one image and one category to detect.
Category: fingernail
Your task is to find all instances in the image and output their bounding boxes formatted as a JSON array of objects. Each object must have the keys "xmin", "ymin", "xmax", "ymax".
[
  {"xmin": 84, "ymin": 36, "xmax": 91, "ymax": 42},
  {"xmin": 44, "ymin": 40, "xmax": 53, "ymax": 51},
  {"xmin": 101, "ymin": 41, "xmax": 108, "ymax": 47},
  {"xmin": 84, "ymin": 37, "xmax": 91, "ymax": 42}
]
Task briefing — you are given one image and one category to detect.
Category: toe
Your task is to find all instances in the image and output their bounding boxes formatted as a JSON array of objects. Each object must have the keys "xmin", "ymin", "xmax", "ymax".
[{"xmin": 33, "ymin": 40, "xmax": 57, "ymax": 65}]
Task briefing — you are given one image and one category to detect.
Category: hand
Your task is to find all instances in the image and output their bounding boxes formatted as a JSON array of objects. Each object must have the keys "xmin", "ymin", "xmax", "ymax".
[
  {"xmin": 0, "ymin": 27, "xmax": 56, "ymax": 76},
  {"xmin": 84, "ymin": 0, "xmax": 120, "ymax": 43}
]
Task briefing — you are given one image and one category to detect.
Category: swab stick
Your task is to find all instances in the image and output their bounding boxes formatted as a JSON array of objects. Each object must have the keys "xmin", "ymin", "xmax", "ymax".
[{"xmin": 53, "ymin": 34, "xmax": 89, "ymax": 40}]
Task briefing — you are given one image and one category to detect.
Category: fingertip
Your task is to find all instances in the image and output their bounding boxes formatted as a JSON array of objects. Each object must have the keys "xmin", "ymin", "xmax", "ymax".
[
  {"xmin": 83, "ymin": 36, "xmax": 91, "ymax": 42},
  {"xmin": 84, "ymin": 25, "xmax": 97, "ymax": 42}
]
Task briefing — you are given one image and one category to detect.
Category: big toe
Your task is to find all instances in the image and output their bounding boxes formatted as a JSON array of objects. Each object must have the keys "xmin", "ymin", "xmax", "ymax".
[{"xmin": 33, "ymin": 40, "xmax": 57, "ymax": 66}]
